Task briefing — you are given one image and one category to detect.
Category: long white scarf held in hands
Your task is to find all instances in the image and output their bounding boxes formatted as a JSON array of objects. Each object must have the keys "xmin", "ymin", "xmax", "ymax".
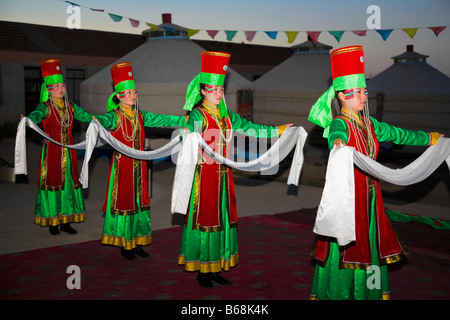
[
  {"xmin": 79, "ymin": 119, "xmax": 181, "ymax": 188},
  {"xmin": 314, "ymin": 137, "xmax": 450, "ymax": 246},
  {"xmin": 14, "ymin": 117, "xmax": 90, "ymax": 176},
  {"xmin": 171, "ymin": 126, "xmax": 308, "ymax": 215}
]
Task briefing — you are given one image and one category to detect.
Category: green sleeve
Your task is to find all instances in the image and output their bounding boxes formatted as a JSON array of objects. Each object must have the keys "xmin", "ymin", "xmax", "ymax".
[
  {"xmin": 371, "ymin": 117, "xmax": 430, "ymax": 146},
  {"xmin": 73, "ymin": 103, "xmax": 94, "ymax": 123},
  {"xmin": 327, "ymin": 118, "xmax": 348, "ymax": 150},
  {"xmin": 141, "ymin": 111, "xmax": 185, "ymax": 127},
  {"xmin": 27, "ymin": 102, "xmax": 48, "ymax": 124},
  {"xmin": 95, "ymin": 110, "xmax": 119, "ymax": 129},
  {"xmin": 228, "ymin": 109, "xmax": 278, "ymax": 138},
  {"xmin": 181, "ymin": 108, "xmax": 205, "ymax": 134}
]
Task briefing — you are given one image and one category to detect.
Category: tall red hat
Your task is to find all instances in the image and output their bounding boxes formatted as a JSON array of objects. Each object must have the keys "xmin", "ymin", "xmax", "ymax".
[
  {"xmin": 201, "ymin": 51, "xmax": 230, "ymax": 76},
  {"xmin": 200, "ymin": 51, "xmax": 230, "ymax": 85},
  {"xmin": 308, "ymin": 45, "xmax": 367, "ymax": 136},
  {"xmin": 183, "ymin": 51, "xmax": 231, "ymax": 113},
  {"xmin": 40, "ymin": 58, "xmax": 64, "ymax": 85},
  {"xmin": 329, "ymin": 45, "xmax": 365, "ymax": 85},
  {"xmin": 110, "ymin": 62, "xmax": 136, "ymax": 89},
  {"xmin": 107, "ymin": 62, "xmax": 136, "ymax": 111}
]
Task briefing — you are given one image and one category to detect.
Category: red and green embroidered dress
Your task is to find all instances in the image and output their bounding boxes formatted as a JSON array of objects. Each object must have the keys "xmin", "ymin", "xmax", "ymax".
[
  {"xmin": 96, "ymin": 109, "xmax": 185, "ymax": 250},
  {"xmin": 27, "ymin": 99, "xmax": 93, "ymax": 226},
  {"xmin": 310, "ymin": 113, "xmax": 432, "ymax": 300},
  {"xmin": 178, "ymin": 101, "xmax": 282, "ymax": 273}
]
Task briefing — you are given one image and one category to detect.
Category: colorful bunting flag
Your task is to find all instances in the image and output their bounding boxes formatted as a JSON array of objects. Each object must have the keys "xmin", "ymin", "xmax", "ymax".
[
  {"xmin": 428, "ymin": 26, "xmax": 446, "ymax": 37},
  {"xmin": 225, "ymin": 30, "xmax": 237, "ymax": 41},
  {"xmin": 244, "ymin": 31, "xmax": 257, "ymax": 42},
  {"xmin": 187, "ymin": 29, "xmax": 200, "ymax": 37},
  {"xmin": 129, "ymin": 18, "xmax": 140, "ymax": 28},
  {"xmin": 306, "ymin": 31, "xmax": 321, "ymax": 44},
  {"xmin": 65, "ymin": 1, "xmax": 79, "ymax": 6},
  {"xmin": 145, "ymin": 22, "xmax": 158, "ymax": 30},
  {"xmin": 284, "ymin": 31, "xmax": 299, "ymax": 44},
  {"xmin": 402, "ymin": 28, "xmax": 418, "ymax": 39},
  {"xmin": 108, "ymin": 13, "xmax": 123, "ymax": 22},
  {"xmin": 352, "ymin": 30, "xmax": 367, "ymax": 36},
  {"xmin": 328, "ymin": 31, "xmax": 344, "ymax": 43},
  {"xmin": 61, "ymin": 1, "xmax": 450, "ymax": 45},
  {"xmin": 375, "ymin": 29, "xmax": 393, "ymax": 41},
  {"xmin": 207, "ymin": 30, "xmax": 219, "ymax": 39},
  {"xmin": 264, "ymin": 31, "xmax": 278, "ymax": 40}
]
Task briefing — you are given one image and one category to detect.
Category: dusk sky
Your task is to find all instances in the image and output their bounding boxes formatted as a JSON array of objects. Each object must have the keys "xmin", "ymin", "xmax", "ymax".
[{"xmin": 1, "ymin": 0, "xmax": 449, "ymax": 77}]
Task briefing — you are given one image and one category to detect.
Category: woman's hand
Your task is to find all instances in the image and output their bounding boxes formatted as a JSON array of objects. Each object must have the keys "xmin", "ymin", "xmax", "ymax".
[{"xmin": 333, "ymin": 139, "xmax": 346, "ymax": 148}]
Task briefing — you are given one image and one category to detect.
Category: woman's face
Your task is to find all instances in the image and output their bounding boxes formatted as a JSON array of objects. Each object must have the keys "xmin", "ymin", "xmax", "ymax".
[
  {"xmin": 339, "ymin": 87, "xmax": 368, "ymax": 112},
  {"xmin": 117, "ymin": 89, "xmax": 137, "ymax": 107},
  {"xmin": 49, "ymin": 83, "xmax": 66, "ymax": 99},
  {"xmin": 201, "ymin": 85, "xmax": 224, "ymax": 106}
]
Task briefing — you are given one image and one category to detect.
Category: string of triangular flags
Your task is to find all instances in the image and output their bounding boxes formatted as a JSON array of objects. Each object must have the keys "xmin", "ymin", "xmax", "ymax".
[{"xmin": 62, "ymin": 1, "xmax": 447, "ymax": 44}]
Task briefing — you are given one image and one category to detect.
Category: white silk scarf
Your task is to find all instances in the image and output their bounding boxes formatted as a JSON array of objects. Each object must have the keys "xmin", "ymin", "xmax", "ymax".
[{"xmin": 314, "ymin": 138, "xmax": 450, "ymax": 246}]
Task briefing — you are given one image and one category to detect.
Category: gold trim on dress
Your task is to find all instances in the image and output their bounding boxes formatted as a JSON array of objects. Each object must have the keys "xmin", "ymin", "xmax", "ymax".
[
  {"xmin": 178, "ymin": 252, "xmax": 239, "ymax": 273},
  {"xmin": 101, "ymin": 233, "xmax": 152, "ymax": 250},
  {"xmin": 34, "ymin": 212, "xmax": 86, "ymax": 226}
]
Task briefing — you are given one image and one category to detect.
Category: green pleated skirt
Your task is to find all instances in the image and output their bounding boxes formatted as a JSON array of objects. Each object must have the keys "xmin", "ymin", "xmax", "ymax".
[
  {"xmin": 310, "ymin": 196, "xmax": 390, "ymax": 300},
  {"xmin": 101, "ymin": 161, "xmax": 152, "ymax": 250},
  {"xmin": 34, "ymin": 149, "xmax": 86, "ymax": 226},
  {"xmin": 178, "ymin": 178, "xmax": 239, "ymax": 273}
]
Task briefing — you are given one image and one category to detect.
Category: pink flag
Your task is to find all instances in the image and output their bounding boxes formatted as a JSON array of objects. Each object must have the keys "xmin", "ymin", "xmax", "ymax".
[
  {"xmin": 129, "ymin": 18, "xmax": 140, "ymax": 28},
  {"xmin": 207, "ymin": 30, "xmax": 219, "ymax": 39},
  {"xmin": 306, "ymin": 31, "xmax": 321, "ymax": 44},
  {"xmin": 428, "ymin": 26, "xmax": 446, "ymax": 37},
  {"xmin": 244, "ymin": 31, "xmax": 257, "ymax": 42},
  {"xmin": 352, "ymin": 30, "xmax": 367, "ymax": 36}
]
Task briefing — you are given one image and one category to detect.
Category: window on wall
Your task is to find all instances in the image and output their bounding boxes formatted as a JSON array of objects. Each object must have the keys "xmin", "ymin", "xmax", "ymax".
[{"xmin": 66, "ymin": 68, "xmax": 85, "ymax": 106}]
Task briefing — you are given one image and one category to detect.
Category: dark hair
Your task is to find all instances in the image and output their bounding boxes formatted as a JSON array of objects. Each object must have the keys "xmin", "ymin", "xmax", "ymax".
[{"xmin": 331, "ymin": 91, "xmax": 344, "ymax": 118}]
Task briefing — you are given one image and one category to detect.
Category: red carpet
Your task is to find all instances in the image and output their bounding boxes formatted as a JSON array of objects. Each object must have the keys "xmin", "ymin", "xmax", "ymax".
[{"xmin": 0, "ymin": 208, "xmax": 449, "ymax": 300}]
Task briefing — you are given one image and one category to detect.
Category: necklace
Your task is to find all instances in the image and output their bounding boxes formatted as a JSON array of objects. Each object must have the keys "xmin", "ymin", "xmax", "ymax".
[
  {"xmin": 202, "ymin": 101, "xmax": 232, "ymax": 143},
  {"xmin": 119, "ymin": 104, "xmax": 139, "ymax": 142},
  {"xmin": 49, "ymin": 96, "xmax": 73, "ymax": 128}
]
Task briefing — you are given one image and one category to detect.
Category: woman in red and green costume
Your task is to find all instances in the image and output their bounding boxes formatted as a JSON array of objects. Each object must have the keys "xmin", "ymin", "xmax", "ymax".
[
  {"xmin": 95, "ymin": 62, "xmax": 185, "ymax": 261},
  {"xmin": 308, "ymin": 45, "xmax": 443, "ymax": 300},
  {"xmin": 178, "ymin": 51, "xmax": 292, "ymax": 288},
  {"xmin": 25, "ymin": 59, "xmax": 94, "ymax": 235}
]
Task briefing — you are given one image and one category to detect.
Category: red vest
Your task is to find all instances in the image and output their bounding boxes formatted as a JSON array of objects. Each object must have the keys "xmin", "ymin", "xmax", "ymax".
[
  {"xmin": 187, "ymin": 106, "xmax": 238, "ymax": 231},
  {"xmin": 39, "ymin": 100, "xmax": 80, "ymax": 190},
  {"xmin": 103, "ymin": 110, "xmax": 150, "ymax": 214},
  {"xmin": 312, "ymin": 115, "xmax": 405, "ymax": 268}
]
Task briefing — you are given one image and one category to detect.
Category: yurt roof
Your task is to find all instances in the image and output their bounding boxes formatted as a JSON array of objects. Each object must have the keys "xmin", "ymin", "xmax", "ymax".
[
  {"xmin": 253, "ymin": 39, "xmax": 331, "ymax": 93},
  {"xmin": 80, "ymin": 15, "xmax": 252, "ymax": 114},
  {"xmin": 371, "ymin": 45, "xmax": 450, "ymax": 99},
  {"xmin": 253, "ymin": 39, "xmax": 382, "ymax": 96}
]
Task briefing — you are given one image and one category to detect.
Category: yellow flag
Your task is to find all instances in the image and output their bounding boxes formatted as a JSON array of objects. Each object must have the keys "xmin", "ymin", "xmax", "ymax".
[
  {"xmin": 145, "ymin": 22, "xmax": 158, "ymax": 30},
  {"xmin": 187, "ymin": 29, "xmax": 200, "ymax": 37},
  {"xmin": 285, "ymin": 31, "xmax": 299, "ymax": 44},
  {"xmin": 402, "ymin": 28, "xmax": 418, "ymax": 39}
]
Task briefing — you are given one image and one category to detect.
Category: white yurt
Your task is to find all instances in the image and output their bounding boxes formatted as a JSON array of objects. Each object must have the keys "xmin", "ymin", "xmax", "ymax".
[
  {"xmin": 80, "ymin": 14, "xmax": 252, "ymax": 117},
  {"xmin": 370, "ymin": 45, "xmax": 450, "ymax": 136},
  {"xmin": 253, "ymin": 39, "xmax": 383, "ymax": 133}
]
